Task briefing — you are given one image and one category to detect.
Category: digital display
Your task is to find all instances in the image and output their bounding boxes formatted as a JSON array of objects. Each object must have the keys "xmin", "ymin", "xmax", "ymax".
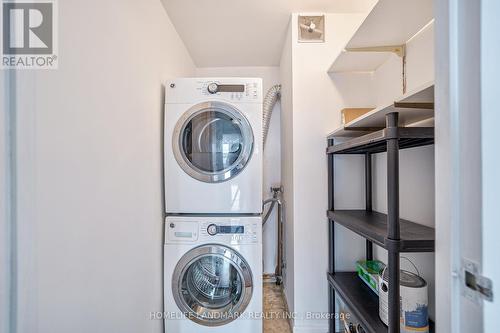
[
  {"xmin": 174, "ymin": 232, "xmax": 192, "ymax": 238},
  {"xmin": 218, "ymin": 84, "xmax": 245, "ymax": 93},
  {"xmin": 218, "ymin": 226, "xmax": 244, "ymax": 234}
]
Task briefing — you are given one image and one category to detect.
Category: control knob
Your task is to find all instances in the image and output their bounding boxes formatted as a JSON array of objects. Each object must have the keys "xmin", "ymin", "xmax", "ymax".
[
  {"xmin": 207, "ymin": 83, "xmax": 219, "ymax": 94},
  {"xmin": 207, "ymin": 224, "xmax": 217, "ymax": 236}
]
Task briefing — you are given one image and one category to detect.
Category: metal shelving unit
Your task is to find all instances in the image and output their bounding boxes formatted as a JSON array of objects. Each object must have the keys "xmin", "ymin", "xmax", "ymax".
[{"xmin": 326, "ymin": 112, "xmax": 435, "ymax": 333}]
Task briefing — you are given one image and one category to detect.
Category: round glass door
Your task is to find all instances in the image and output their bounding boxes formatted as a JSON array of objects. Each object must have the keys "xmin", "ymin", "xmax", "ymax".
[
  {"xmin": 172, "ymin": 245, "xmax": 253, "ymax": 326},
  {"xmin": 173, "ymin": 101, "xmax": 254, "ymax": 183}
]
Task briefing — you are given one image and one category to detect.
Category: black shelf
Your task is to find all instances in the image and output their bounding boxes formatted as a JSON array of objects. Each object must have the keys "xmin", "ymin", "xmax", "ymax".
[
  {"xmin": 327, "ymin": 112, "xmax": 436, "ymax": 333},
  {"xmin": 327, "ymin": 210, "xmax": 435, "ymax": 252},
  {"xmin": 326, "ymin": 127, "xmax": 434, "ymax": 154},
  {"xmin": 328, "ymin": 272, "xmax": 435, "ymax": 333},
  {"xmin": 327, "ymin": 272, "xmax": 387, "ymax": 333}
]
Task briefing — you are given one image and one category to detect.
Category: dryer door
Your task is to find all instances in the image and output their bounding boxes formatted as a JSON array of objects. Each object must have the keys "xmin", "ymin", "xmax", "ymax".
[
  {"xmin": 172, "ymin": 244, "xmax": 253, "ymax": 326},
  {"xmin": 173, "ymin": 101, "xmax": 254, "ymax": 183}
]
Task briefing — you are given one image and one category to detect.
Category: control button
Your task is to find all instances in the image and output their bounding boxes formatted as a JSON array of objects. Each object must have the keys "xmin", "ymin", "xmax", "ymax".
[
  {"xmin": 207, "ymin": 83, "xmax": 218, "ymax": 94},
  {"xmin": 207, "ymin": 224, "xmax": 217, "ymax": 236}
]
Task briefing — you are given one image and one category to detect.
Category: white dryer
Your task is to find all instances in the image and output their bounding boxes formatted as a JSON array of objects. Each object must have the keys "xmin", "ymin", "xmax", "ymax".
[
  {"xmin": 164, "ymin": 216, "xmax": 262, "ymax": 333},
  {"xmin": 164, "ymin": 78, "xmax": 263, "ymax": 214}
]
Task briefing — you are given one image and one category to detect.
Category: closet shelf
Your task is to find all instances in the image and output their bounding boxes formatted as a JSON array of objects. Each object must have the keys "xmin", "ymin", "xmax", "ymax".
[
  {"xmin": 326, "ymin": 127, "xmax": 434, "ymax": 154},
  {"xmin": 328, "ymin": 272, "xmax": 435, "ymax": 333},
  {"xmin": 329, "ymin": 0, "xmax": 434, "ymax": 73},
  {"xmin": 329, "ymin": 51, "xmax": 392, "ymax": 73},
  {"xmin": 327, "ymin": 210, "xmax": 435, "ymax": 252},
  {"xmin": 328, "ymin": 81, "xmax": 435, "ymax": 139},
  {"xmin": 328, "ymin": 272, "xmax": 387, "ymax": 333}
]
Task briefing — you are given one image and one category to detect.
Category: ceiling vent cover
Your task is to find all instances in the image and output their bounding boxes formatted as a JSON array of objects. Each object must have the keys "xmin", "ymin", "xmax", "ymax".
[{"xmin": 298, "ymin": 15, "xmax": 325, "ymax": 43}]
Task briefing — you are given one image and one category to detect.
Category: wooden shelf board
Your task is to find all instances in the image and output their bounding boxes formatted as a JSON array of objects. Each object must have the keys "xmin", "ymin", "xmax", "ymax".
[
  {"xmin": 328, "ymin": 81, "xmax": 434, "ymax": 139},
  {"xmin": 327, "ymin": 127, "xmax": 379, "ymax": 139},
  {"xmin": 345, "ymin": 81, "xmax": 434, "ymax": 128},
  {"xmin": 328, "ymin": 0, "xmax": 433, "ymax": 74},
  {"xmin": 346, "ymin": 104, "xmax": 433, "ymax": 129},
  {"xmin": 347, "ymin": 0, "xmax": 434, "ymax": 49},
  {"xmin": 329, "ymin": 51, "xmax": 391, "ymax": 73}
]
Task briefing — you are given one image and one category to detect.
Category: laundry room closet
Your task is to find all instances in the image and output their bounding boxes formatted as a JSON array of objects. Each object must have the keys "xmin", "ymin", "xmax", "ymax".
[{"xmin": 325, "ymin": 0, "xmax": 436, "ymax": 332}]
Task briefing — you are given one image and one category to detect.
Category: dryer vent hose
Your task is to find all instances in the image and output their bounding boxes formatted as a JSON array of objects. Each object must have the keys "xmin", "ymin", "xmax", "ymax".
[{"xmin": 262, "ymin": 84, "xmax": 281, "ymax": 147}]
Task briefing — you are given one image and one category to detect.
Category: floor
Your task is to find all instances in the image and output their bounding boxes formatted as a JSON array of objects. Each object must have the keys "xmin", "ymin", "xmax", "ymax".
[{"xmin": 263, "ymin": 283, "xmax": 292, "ymax": 333}]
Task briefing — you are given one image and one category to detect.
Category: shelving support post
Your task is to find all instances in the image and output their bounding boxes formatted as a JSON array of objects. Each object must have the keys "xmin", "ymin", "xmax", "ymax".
[
  {"xmin": 327, "ymin": 138, "xmax": 336, "ymax": 333},
  {"xmin": 365, "ymin": 153, "xmax": 373, "ymax": 260},
  {"xmin": 386, "ymin": 112, "xmax": 401, "ymax": 333}
]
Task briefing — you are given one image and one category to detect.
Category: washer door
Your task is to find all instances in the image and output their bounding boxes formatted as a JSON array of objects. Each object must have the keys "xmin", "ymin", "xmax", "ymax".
[
  {"xmin": 173, "ymin": 101, "xmax": 254, "ymax": 183},
  {"xmin": 172, "ymin": 244, "xmax": 253, "ymax": 326}
]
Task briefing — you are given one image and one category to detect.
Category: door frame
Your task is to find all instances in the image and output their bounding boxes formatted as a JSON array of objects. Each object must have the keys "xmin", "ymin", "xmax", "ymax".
[
  {"xmin": 481, "ymin": 0, "xmax": 500, "ymax": 331},
  {"xmin": 1, "ymin": 69, "xmax": 14, "ymax": 333},
  {"xmin": 436, "ymin": 0, "xmax": 498, "ymax": 332}
]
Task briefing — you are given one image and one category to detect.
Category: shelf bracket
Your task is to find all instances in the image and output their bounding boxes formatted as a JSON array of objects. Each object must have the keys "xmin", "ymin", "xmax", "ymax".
[
  {"xmin": 345, "ymin": 45, "xmax": 407, "ymax": 94},
  {"xmin": 345, "ymin": 45, "xmax": 406, "ymax": 58},
  {"xmin": 393, "ymin": 102, "xmax": 435, "ymax": 109}
]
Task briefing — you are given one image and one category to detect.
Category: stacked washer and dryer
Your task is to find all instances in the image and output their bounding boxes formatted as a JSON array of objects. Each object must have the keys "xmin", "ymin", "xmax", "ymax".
[{"xmin": 163, "ymin": 78, "xmax": 263, "ymax": 332}]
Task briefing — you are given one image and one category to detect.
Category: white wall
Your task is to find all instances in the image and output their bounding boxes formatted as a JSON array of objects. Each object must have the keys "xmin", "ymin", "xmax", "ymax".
[
  {"xmin": 406, "ymin": 21, "xmax": 435, "ymax": 92},
  {"xmin": 280, "ymin": 12, "xmax": 369, "ymax": 333},
  {"xmin": 371, "ymin": 147, "xmax": 436, "ymax": 319},
  {"xmin": 279, "ymin": 18, "xmax": 295, "ymax": 315},
  {"xmin": 374, "ymin": 22, "xmax": 434, "ymax": 107},
  {"xmin": 195, "ymin": 66, "xmax": 281, "ymax": 274},
  {"xmin": 12, "ymin": 1, "xmax": 195, "ymax": 332}
]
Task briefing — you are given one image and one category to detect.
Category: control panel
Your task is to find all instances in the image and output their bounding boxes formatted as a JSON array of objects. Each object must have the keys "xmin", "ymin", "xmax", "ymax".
[
  {"xmin": 199, "ymin": 80, "xmax": 260, "ymax": 101},
  {"xmin": 166, "ymin": 219, "xmax": 260, "ymax": 244},
  {"xmin": 166, "ymin": 78, "xmax": 262, "ymax": 104},
  {"xmin": 200, "ymin": 221, "xmax": 258, "ymax": 244}
]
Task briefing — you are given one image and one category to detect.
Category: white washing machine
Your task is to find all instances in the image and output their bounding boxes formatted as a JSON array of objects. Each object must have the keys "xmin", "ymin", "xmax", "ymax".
[
  {"xmin": 164, "ymin": 216, "xmax": 262, "ymax": 333},
  {"xmin": 164, "ymin": 78, "xmax": 263, "ymax": 214}
]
